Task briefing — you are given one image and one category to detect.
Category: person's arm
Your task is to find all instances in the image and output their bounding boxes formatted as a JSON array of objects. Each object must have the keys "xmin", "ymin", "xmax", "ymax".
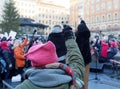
[
  {"xmin": 63, "ymin": 26, "xmax": 85, "ymax": 80},
  {"xmin": 21, "ymin": 38, "xmax": 28, "ymax": 47},
  {"xmin": 65, "ymin": 39, "xmax": 85, "ymax": 80}
]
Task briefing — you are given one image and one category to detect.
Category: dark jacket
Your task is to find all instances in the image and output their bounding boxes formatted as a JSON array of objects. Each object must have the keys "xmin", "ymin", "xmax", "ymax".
[
  {"xmin": 48, "ymin": 32, "xmax": 67, "ymax": 58},
  {"xmin": 76, "ymin": 21, "xmax": 91, "ymax": 65}
]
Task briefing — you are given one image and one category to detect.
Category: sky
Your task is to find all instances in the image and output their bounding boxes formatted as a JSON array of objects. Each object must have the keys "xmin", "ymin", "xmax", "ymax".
[{"xmin": 40, "ymin": 0, "xmax": 70, "ymax": 8}]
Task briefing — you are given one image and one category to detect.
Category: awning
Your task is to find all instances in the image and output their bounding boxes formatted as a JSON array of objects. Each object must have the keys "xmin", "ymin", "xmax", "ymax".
[{"xmin": 19, "ymin": 18, "xmax": 49, "ymax": 29}]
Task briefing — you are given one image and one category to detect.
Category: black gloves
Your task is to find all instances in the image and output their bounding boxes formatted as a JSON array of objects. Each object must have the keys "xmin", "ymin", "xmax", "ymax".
[{"xmin": 62, "ymin": 25, "xmax": 75, "ymax": 41}]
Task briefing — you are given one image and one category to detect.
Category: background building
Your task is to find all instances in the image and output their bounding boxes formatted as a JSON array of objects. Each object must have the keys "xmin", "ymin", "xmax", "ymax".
[
  {"xmin": 14, "ymin": 0, "xmax": 69, "ymax": 35},
  {"xmin": 0, "ymin": 0, "xmax": 69, "ymax": 35},
  {"xmin": 36, "ymin": 2, "xmax": 69, "ymax": 35},
  {"xmin": 69, "ymin": 0, "xmax": 120, "ymax": 33},
  {"xmin": 69, "ymin": 0, "xmax": 84, "ymax": 31}
]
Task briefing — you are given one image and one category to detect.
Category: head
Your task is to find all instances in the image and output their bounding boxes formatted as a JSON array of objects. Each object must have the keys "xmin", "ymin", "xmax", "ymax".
[
  {"xmin": 1, "ymin": 41, "xmax": 9, "ymax": 50},
  {"xmin": 80, "ymin": 20, "xmax": 86, "ymax": 24},
  {"xmin": 51, "ymin": 25, "xmax": 62, "ymax": 33},
  {"xmin": 1, "ymin": 37, "xmax": 7, "ymax": 42},
  {"xmin": 25, "ymin": 41, "xmax": 58, "ymax": 68},
  {"xmin": 110, "ymin": 41, "xmax": 116, "ymax": 48},
  {"xmin": 12, "ymin": 39, "xmax": 22, "ymax": 49}
]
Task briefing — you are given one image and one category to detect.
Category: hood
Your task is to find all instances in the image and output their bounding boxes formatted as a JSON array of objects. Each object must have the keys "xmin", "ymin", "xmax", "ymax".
[
  {"xmin": 51, "ymin": 26, "xmax": 62, "ymax": 33},
  {"xmin": 26, "ymin": 68, "xmax": 72, "ymax": 87}
]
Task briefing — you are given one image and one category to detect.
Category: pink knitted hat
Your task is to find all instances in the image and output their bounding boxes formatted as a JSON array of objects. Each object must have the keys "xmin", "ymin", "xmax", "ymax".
[{"xmin": 25, "ymin": 41, "xmax": 58, "ymax": 67}]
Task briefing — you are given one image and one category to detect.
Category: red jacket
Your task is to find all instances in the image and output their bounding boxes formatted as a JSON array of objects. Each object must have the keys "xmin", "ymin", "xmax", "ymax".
[{"xmin": 101, "ymin": 43, "xmax": 109, "ymax": 58}]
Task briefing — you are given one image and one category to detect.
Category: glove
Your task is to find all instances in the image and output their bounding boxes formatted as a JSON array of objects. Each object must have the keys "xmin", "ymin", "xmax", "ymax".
[{"xmin": 62, "ymin": 25, "xmax": 75, "ymax": 40}]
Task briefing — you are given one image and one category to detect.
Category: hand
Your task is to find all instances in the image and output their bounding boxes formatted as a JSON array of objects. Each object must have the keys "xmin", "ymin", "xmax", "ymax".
[{"xmin": 62, "ymin": 25, "xmax": 75, "ymax": 40}]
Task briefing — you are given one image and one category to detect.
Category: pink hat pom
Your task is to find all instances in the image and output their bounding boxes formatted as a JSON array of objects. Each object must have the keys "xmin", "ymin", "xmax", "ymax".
[{"xmin": 25, "ymin": 41, "xmax": 58, "ymax": 67}]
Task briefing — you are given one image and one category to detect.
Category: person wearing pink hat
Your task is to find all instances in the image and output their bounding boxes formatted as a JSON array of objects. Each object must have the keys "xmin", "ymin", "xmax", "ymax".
[{"xmin": 15, "ymin": 26, "xmax": 85, "ymax": 89}]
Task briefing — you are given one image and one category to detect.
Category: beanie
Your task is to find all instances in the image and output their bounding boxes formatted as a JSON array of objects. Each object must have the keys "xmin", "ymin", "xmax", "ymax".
[{"xmin": 25, "ymin": 41, "xmax": 58, "ymax": 67}]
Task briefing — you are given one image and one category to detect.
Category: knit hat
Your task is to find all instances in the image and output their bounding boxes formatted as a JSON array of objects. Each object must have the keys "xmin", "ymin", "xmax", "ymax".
[{"xmin": 25, "ymin": 41, "xmax": 58, "ymax": 67}]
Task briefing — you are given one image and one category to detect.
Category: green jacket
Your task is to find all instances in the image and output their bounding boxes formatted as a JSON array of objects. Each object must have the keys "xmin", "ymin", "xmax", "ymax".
[{"xmin": 15, "ymin": 39, "xmax": 85, "ymax": 89}]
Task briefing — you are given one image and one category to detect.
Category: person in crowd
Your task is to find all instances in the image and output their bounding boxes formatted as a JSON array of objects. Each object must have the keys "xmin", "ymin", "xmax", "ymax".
[
  {"xmin": 15, "ymin": 25, "xmax": 85, "ymax": 89},
  {"xmin": 75, "ymin": 20, "xmax": 91, "ymax": 89},
  {"xmin": 99, "ymin": 40, "xmax": 109, "ymax": 63},
  {"xmin": 13, "ymin": 37, "xmax": 28, "ymax": 76},
  {"xmin": 47, "ymin": 25, "xmax": 67, "ymax": 63},
  {"xmin": 107, "ymin": 41, "xmax": 118, "ymax": 61},
  {"xmin": 117, "ymin": 40, "xmax": 120, "ymax": 51},
  {"xmin": 0, "ymin": 57, "xmax": 6, "ymax": 87},
  {"xmin": 8, "ymin": 40, "xmax": 17, "ymax": 77},
  {"xmin": 1, "ymin": 37, "xmax": 7, "ymax": 42},
  {"xmin": 0, "ymin": 41, "xmax": 12, "ymax": 79},
  {"xmin": 93, "ymin": 35, "xmax": 101, "ymax": 52}
]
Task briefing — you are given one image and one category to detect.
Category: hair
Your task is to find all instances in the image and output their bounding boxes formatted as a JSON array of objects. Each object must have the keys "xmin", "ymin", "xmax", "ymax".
[
  {"xmin": 80, "ymin": 20, "xmax": 86, "ymax": 24},
  {"xmin": 12, "ymin": 39, "xmax": 22, "ymax": 49}
]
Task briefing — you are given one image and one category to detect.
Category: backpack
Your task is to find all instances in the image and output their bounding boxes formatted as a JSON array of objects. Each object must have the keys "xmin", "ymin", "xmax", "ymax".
[{"xmin": 0, "ymin": 58, "xmax": 6, "ymax": 73}]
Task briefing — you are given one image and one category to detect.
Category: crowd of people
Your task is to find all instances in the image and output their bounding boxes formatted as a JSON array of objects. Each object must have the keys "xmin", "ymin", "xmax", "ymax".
[
  {"xmin": 1, "ymin": 19, "xmax": 120, "ymax": 89},
  {"xmin": 91, "ymin": 34, "xmax": 120, "ymax": 63}
]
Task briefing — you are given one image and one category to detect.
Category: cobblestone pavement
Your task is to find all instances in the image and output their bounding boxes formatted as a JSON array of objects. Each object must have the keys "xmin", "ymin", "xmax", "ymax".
[{"xmin": 88, "ymin": 72, "xmax": 120, "ymax": 89}]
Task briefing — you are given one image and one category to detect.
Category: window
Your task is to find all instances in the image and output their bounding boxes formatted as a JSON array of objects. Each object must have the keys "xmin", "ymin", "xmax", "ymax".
[
  {"xmin": 107, "ymin": 1, "xmax": 112, "ymax": 10},
  {"xmin": 101, "ymin": 3, "xmax": 105, "ymax": 10},
  {"xmin": 91, "ymin": 16, "xmax": 94, "ymax": 23},
  {"xmin": 114, "ymin": 24, "xmax": 118, "ymax": 28},
  {"xmin": 96, "ymin": 4, "xmax": 100, "ymax": 11},
  {"xmin": 114, "ymin": 13, "xmax": 118, "ymax": 20},
  {"xmin": 108, "ymin": 14, "xmax": 111, "ymax": 21},
  {"xmin": 91, "ymin": 0, "xmax": 94, "ymax": 4},
  {"xmin": 96, "ymin": 16, "xmax": 100, "ymax": 23},
  {"xmin": 96, "ymin": 0, "xmax": 100, "ymax": 2},
  {"xmin": 114, "ymin": 0, "xmax": 118, "ymax": 9},
  {"xmin": 102, "ymin": 16, "xmax": 105, "ymax": 22},
  {"xmin": 91, "ymin": 6, "xmax": 94, "ymax": 13}
]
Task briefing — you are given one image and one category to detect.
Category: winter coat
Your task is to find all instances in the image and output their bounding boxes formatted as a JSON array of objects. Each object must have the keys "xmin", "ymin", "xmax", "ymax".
[
  {"xmin": 76, "ymin": 22, "xmax": 91, "ymax": 65},
  {"xmin": 1, "ymin": 41, "xmax": 11, "ymax": 65},
  {"xmin": 101, "ymin": 42, "xmax": 109, "ymax": 58},
  {"xmin": 47, "ymin": 32, "xmax": 67, "ymax": 60},
  {"xmin": 15, "ymin": 39, "xmax": 85, "ymax": 89},
  {"xmin": 14, "ymin": 38, "xmax": 28, "ymax": 68},
  {"xmin": 108, "ymin": 47, "xmax": 118, "ymax": 59}
]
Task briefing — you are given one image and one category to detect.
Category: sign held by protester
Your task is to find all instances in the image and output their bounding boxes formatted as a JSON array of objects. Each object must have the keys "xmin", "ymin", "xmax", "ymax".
[{"xmin": 9, "ymin": 30, "xmax": 17, "ymax": 39}]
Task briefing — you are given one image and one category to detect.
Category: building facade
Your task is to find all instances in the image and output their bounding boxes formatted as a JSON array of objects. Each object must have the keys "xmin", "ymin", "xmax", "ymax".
[
  {"xmin": 69, "ymin": 0, "xmax": 120, "ymax": 32},
  {"xmin": 36, "ymin": 2, "xmax": 69, "ymax": 35},
  {"xmin": 0, "ymin": 0, "xmax": 69, "ymax": 35},
  {"xmin": 69, "ymin": 0, "xmax": 84, "ymax": 30},
  {"xmin": 13, "ymin": 0, "xmax": 69, "ymax": 35}
]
